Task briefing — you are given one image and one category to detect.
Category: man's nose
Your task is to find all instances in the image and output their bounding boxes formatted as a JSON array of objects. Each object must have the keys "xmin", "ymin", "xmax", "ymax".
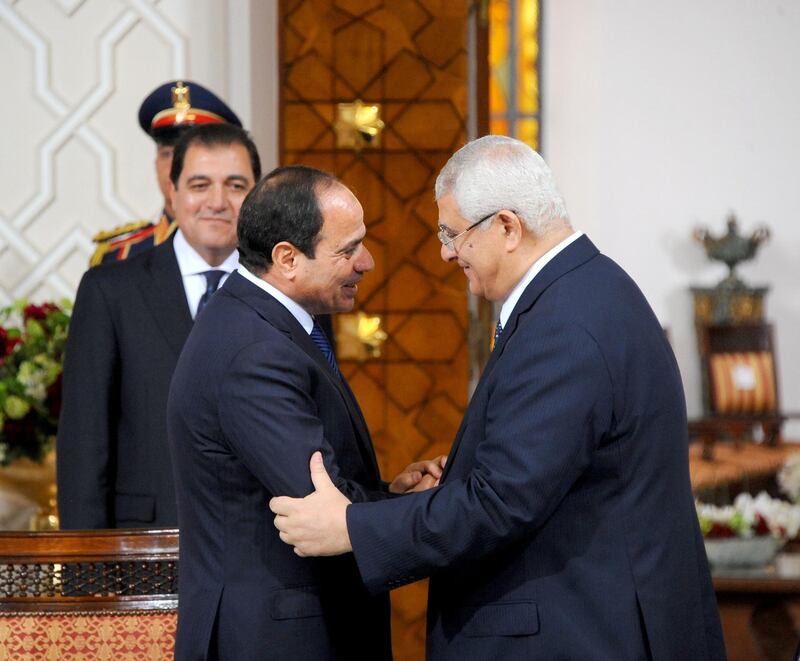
[
  {"xmin": 356, "ymin": 245, "xmax": 375, "ymax": 273},
  {"xmin": 440, "ymin": 242, "xmax": 457, "ymax": 262},
  {"xmin": 207, "ymin": 185, "xmax": 226, "ymax": 210}
]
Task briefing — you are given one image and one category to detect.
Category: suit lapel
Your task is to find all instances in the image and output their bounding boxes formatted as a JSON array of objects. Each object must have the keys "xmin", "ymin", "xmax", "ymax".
[
  {"xmin": 136, "ymin": 239, "xmax": 193, "ymax": 357},
  {"xmin": 440, "ymin": 235, "xmax": 600, "ymax": 481},
  {"xmin": 225, "ymin": 273, "xmax": 381, "ymax": 478}
]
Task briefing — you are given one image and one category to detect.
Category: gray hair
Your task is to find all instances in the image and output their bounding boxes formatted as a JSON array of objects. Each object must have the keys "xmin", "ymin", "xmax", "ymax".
[{"xmin": 435, "ymin": 135, "xmax": 570, "ymax": 236}]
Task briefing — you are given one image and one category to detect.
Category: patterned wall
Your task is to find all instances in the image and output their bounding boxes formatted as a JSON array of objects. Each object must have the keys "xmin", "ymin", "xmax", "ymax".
[
  {"xmin": 0, "ymin": 0, "xmax": 244, "ymax": 305},
  {"xmin": 280, "ymin": 1, "xmax": 472, "ymax": 658}
]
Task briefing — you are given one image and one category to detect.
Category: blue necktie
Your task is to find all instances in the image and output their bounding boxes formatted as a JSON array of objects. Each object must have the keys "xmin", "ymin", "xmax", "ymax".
[
  {"xmin": 310, "ymin": 321, "xmax": 340, "ymax": 377},
  {"xmin": 196, "ymin": 270, "xmax": 225, "ymax": 317},
  {"xmin": 493, "ymin": 320, "xmax": 503, "ymax": 348}
]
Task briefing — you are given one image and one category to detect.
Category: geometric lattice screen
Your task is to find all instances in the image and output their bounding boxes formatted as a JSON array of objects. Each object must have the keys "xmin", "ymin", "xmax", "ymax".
[
  {"xmin": 280, "ymin": 2, "xmax": 472, "ymax": 659},
  {"xmin": 0, "ymin": 0, "xmax": 224, "ymax": 305}
]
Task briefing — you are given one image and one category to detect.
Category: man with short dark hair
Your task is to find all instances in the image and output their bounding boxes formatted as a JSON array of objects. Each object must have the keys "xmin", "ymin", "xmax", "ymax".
[
  {"xmin": 167, "ymin": 165, "xmax": 442, "ymax": 660},
  {"xmin": 91, "ymin": 80, "xmax": 242, "ymax": 266},
  {"xmin": 57, "ymin": 124, "xmax": 260, "ymax": 529}
]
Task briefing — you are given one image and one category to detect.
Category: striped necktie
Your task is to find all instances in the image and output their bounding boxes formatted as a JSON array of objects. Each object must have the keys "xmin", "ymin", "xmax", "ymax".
[
  {"xmin": 196, "ymin": 270, "xmax": 225, "ymax": 317},
  {"xmin": 310, "ymin": 320, "xmax": 340, "ymax": 377}
]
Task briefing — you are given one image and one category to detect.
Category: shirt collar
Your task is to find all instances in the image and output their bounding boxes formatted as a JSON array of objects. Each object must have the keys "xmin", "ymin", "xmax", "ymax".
[
  {"xmin": 173, "ymin": 229, "xmax": 239, "ymax": 276},
  {"xmin": 237, "ymin": 266, "xmax": 314, "ymax": 334},
  {"xmin": 500, "ymin": 231, "xmax": 583, "ymax": 328}
]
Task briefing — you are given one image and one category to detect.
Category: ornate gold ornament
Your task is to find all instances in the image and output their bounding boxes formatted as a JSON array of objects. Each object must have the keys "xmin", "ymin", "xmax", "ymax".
[
  {"xmin": 171, "ymin": 81, "xmax": 191, "ymax": 119},
  {"xmin": 334, "ymin": 100, "xmax": 385, "ymax": 150},
  {"xmin": 336, "ymin": 312, "xmax": 388, "ymax": 361}
]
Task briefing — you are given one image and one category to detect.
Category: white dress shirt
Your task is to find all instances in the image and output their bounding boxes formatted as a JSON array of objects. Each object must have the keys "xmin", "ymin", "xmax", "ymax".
[
  {"xmin": 238, "ymin": 265, "xmax": 314, "ymax": 334},
  {"xmin": 173, "ymin": 230, "xmax": 240, "ymax": 319},
  {"xmin": 499, "ymin": 231, "xmax": 584, "ymax": 328}
]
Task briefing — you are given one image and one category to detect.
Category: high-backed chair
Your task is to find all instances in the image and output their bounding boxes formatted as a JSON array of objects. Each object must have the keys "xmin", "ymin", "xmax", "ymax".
[
  {"xmin": 0, "ymin": 529, "xmax": 178, "ymax": 659},
  {"xmin": 691, "ymin": 323, "xmax": 798, "ymax": 458}
]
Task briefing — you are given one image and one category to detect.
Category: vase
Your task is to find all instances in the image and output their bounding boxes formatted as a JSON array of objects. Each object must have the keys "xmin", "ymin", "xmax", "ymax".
[
  {"xmin": 704, "ymin": 536, "xmax": 783, "ymax": 568},
  {"xmin": 0, "ymin": 449, "xmax": 58, "ymax": 530}
]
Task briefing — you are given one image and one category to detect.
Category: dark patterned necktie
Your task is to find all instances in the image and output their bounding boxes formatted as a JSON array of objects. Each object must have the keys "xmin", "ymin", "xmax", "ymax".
[
  {"xmin": 493, "ymin": 320, "xmax": 503, "ymax": 348},
  {"xmin": 310, "ymin": 320, "xmax": 340, "ymax": 377},
  {"xmin": 196, "ymin": 270, "xmax": 225, "ymax": 317}
]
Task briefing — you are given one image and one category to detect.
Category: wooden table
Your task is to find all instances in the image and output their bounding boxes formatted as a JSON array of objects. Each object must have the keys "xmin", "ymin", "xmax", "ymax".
[
  {"xmin": 690, "ymin": 443, "xmax": 796, "ymax": 499},
  {"xmin": 713, "ymin": 553, "xmax": 800, "ymax": 660}
]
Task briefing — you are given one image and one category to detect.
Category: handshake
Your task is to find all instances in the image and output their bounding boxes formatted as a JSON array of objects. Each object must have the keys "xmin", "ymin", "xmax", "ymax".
[{"xmin": 270, "ymin": 451, "xmax": 446, "ymax": 557}]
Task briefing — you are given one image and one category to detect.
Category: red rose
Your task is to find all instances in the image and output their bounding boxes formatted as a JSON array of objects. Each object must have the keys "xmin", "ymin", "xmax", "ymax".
[
  {"xmin": 706, "ymin": 522, "xmax": 737, "ymax": 539},
  {"xmin": 753, "ymin": 512, "xmax": 771, "ymax": 537},
  {"xmin": 23, "ymin": 303, "xmax": 59, "ymax": 321}
]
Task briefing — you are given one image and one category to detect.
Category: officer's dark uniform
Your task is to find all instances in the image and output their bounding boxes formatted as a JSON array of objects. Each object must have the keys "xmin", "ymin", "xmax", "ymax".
[{"xmin": 90, "ymin": 80, "xmax": 242, "ymax": 266}]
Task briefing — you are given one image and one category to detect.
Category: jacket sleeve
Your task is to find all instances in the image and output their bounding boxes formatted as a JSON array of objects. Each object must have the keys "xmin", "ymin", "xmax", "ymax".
[
  {"xmin": 217, "ymin": 338, "xmax": 386, "ymax": 504},
  {"xmin": 56, "ymin": 269, "xmax": 118, "ymax": 528},
  {"xmin": 346, "ymin": 319, "xmax": 614, "ymax": 594}
]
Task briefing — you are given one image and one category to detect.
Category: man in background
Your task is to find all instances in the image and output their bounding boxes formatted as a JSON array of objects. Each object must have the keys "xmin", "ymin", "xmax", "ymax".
[
  {"xmin": 271, "ymin": 136, "xmax": 726, "ymax": 660},
  {"xmin": 168, "ymin": 165, "xmax": 442, "ymax": 659},
  {"xmin": 90, "ymin": 80, "xmax": 241, "ymax": 266},
  {"xmin": 58, "ymin": 123, "xmax": 259, "ymax": 528},
  {"xmin": 88, "ymin": 79, "xmax": 337, "ymax": 338}
]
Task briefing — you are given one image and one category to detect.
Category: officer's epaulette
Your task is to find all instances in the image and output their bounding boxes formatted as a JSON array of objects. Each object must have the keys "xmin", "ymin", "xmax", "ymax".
[
  {"xmin": 92, "ymin": 219, "xmax": 152, "ymax": 243},
  {"xmin": 90, "ymin": 215, "xmax": 176, "ymax": 267},
  {"xmin": 90, "ymin": 220, "xmax": 157, "ymax": 267}
]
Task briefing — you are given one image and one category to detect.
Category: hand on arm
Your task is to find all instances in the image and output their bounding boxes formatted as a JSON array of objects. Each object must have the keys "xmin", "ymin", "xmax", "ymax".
[
  {"xmin": 388, "ymin": 455, "xmax": 447, "ymax": 494},
  {"xmin": 270, "ymin": 451, "xmax": 353, "ymax": 557}
]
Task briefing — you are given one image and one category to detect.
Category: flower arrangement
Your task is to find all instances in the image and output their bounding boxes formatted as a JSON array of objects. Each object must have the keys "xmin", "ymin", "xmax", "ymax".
[
  {"xmin": 0, "ymin": 300, "xmax": 70, "ymax": 466},
  {"xmin": 697, "ymin": 492, "xmax": 800, "ymax": 540}
]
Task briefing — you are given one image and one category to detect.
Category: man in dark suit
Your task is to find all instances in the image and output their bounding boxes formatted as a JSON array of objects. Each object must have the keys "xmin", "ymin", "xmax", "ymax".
[
  {"xmin": 271, "ymin": 136, "xmax": 727, "ymax": 660},
  {"xmin": 57, "ymin": 124, "xmax": 260, "ymax": 528},
  {"xmin": 167, "ymin": 165, "xmax": 442, "ymax": 659}
]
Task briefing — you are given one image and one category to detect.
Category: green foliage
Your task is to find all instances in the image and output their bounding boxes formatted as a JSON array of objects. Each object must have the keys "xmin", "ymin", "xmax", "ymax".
[{"xmin": 0, "ymin": 300, "xmax": 71, "ymax": 465}]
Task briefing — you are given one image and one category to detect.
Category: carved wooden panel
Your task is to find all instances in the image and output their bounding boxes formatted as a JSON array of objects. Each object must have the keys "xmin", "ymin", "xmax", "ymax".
[{"xmin": 280, "ymin": 2, "xmax": 470, "ymax": 659}]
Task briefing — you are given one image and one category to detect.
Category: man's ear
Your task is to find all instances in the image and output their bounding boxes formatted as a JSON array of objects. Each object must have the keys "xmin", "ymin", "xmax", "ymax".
[
  {"xmin": 272, "ymin": 242, "xmax": 298, "ymax": 279},
  {"xmin": 498, "ymin": 210, "xmax": 523, "ymax": 251},
  {"xmin": 167, "ymin": 180, "xmax": 177, "ymax": 212}
]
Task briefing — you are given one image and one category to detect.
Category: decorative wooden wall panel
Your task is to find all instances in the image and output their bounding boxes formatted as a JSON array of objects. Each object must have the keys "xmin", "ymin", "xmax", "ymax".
[{"xmin": 279, "ymin": 2, "xmax": 470, "ymax": 659}]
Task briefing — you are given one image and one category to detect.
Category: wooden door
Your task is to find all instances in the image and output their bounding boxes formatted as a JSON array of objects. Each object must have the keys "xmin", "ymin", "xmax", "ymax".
[{"xmin": 279, "ymin": 1, "xmax": 473, "ymax": 658}]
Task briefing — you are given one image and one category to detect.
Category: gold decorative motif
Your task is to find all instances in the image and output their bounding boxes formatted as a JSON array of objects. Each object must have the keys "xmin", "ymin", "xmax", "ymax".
[
  {"xmin": 0, "ymin": 612, "xmax": 176, "ymax": 658},
  {"xmin": 694, "ymin": 295, "xmax": 713, "ymax": 323},
  {"xmin": 171, "ymin": 80, "xmax": 191, "ymax": 119},
  {"xmin": 0, "ymin": 449, "xmax": 58, "ymax": 530},
  {"xmin": 91, "ymin": 220, "xmax": 151, "ymax": 242},
  {"xmin": 336, "ymin": 312, "xmax": 388, "ymax": 361},
  {"xmin": 334, "ymin": 100, "xmax": 385, "ymax": 150}
]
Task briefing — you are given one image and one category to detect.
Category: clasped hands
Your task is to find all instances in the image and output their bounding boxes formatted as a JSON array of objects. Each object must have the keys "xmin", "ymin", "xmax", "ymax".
[{"xmin": 270, "ymin": 452, "xmax": 445, "ymax": 557}]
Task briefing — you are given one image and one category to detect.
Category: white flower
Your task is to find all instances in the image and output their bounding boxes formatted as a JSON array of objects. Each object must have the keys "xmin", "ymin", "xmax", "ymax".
[
  {"xmin": 16, "ymin": 360, "xmax": 48, "ymax": 402},
  {"xmin": 734, "ymin": 491, "xmax": 800, "ymax": 539},
  {"xmin": 698, "ymin": 492, "xmax": 800, "ymax": 540}
]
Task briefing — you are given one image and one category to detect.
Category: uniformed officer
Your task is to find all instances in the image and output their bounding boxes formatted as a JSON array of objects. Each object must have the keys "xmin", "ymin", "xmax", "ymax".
[{"xmin": 90, "ymin": 80, "xmax": 242, "ymax": 266}]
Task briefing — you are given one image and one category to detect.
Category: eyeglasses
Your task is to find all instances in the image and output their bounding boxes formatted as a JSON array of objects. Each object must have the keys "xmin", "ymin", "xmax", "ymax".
[{"xmin": 437, "ymin": 211, "xmax": 498, "ymax": 251}]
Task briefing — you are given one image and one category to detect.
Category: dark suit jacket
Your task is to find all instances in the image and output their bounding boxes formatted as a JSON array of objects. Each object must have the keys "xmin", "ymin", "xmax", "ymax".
[
  {"xmin": 167, "ymin": 272, "xmax": 392, "ymax": 661},
  {"xmin": 347, "ymin": 236, "xmax": 726, "ymax": 660},
  {"xmin": 58, "ymin": 238, "xmax": 191, "ymax": 528},
  {"xmin": 58, "ymin": 236, "xmax": 338, "ymax": 530}
]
